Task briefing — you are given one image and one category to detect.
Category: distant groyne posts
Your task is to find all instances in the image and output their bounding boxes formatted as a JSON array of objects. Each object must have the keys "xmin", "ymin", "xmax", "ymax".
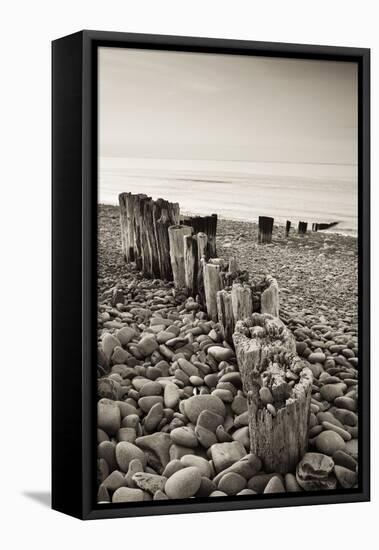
[
  {"xmin": 298, "ymin": 221, "xmax": 308, "ymax": 234},
  {"xmin": 258, "ymin": 216, "xmax": 274, "ymax": 244}
]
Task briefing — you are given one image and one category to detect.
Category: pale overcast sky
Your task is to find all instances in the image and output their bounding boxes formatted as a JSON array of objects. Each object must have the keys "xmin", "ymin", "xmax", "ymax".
[{"xmin": 98, "ymin": 47, "xmax": 357, "ymax": 165}]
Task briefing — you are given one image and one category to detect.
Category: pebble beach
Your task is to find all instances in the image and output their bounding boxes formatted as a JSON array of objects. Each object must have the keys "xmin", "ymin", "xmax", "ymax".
[{"xmin": 97, "ymin": 204, "xmax": 359, "ymax": 504}]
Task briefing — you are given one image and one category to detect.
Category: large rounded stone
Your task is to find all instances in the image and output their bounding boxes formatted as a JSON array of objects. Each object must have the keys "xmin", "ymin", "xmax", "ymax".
[
  {"xmin": 213, "ymin": 453, "xmax": 262, "ymax": 484},
  {"xmin": 218, "ymin": 472, "xmax": 246, "ymax": 495},
  {"xmin": 116, "ymin": 326, "xmax": 136, "ymax": 346},
  {"xmin": 315, "ymin": 430, "xmax": 346, "ymax": 456},
  {"xmin": 137, "ymin": 336, "xmax": 158, "ymax": 357},
  {"xmin": 334, "ymin": 465, "xmax": 358, "ymax": 488},
  {"xmin": 139, "ymin": 381, "xmax": 162, "ymax": 397},
  {"xmin": 102, "ymin": 333, "xmax": 121, "ymax": 361},
  {"xmin": 308, "ymin": 352, "xmax": 326, "ymax": 364},
  {"xmin": 263, "ymin": 476, "xmax": 285, "ymax": 493},
  {"xmin": 208, "ymin": 346, "xmax": 234, "ymax": 362},
  {"xmin": 165, "ymin": 467, "xmax": 202, "ymax": 499},
  {"xmin": 210, "ymin": 441, "xmax": 246, "ymax": 473},
  {"xmin": 135, "ymin": 433, "xmax": 172, "ymax": 472},
  {"xmin": 320, "ymin": 383, "xmax": 346, "ymax": 402},
  {"xmin": 164, "ymin": 382, "xmax": 180, "ymax": 409},
  {"xmin": 180, "ymin": 455, "xmax": 211, "ymax": 477},
  {"xmin": 98, "ymin": 399, "xmax": 121, "ymax": 436},
  {"xmin": 183, "ymin": 395, "xmax": 225, "ymax": 423},
  {"xmin": 170, "ymin": 427, "xmax": 198, "ymax": 448},
  {"xmin": 115, "ymin": 441, "xmax": 146, "ymax": 472},
  {"xmin": 112, "ymin": 487, "xmax": 145, "ymax": 503},
  {"xmin": 296, "ymin": 452, "xmax": 336, "ymax": 491}
]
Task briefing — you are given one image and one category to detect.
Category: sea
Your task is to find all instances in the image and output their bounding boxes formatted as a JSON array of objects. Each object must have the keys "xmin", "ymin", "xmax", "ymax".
[{"xmin": 99, "ymin": 157, "xmax": 358, "ymax": 236}]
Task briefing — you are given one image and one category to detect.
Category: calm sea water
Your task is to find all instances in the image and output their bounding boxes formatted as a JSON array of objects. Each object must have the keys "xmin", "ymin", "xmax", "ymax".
[{"xmin": 99, "ymin": 158, "xmax": 358, "ymax": 236}]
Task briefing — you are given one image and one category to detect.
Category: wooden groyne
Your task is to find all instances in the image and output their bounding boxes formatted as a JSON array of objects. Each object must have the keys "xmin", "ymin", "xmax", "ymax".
[{"xmin": 117, "ymin": 192, "xmax": 316, "ymax": 473}]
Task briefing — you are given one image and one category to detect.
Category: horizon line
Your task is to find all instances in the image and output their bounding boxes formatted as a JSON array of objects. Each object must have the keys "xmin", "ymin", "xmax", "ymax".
[{"xmin": 100, "ymin": 155, "xmax": 357, "ymax": 168}]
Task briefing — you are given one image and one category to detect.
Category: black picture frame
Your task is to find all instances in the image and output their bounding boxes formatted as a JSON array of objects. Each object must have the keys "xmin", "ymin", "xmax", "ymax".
[{"xmin": 52, "ymin": 30, "xmax": 370, "ymax": 520}]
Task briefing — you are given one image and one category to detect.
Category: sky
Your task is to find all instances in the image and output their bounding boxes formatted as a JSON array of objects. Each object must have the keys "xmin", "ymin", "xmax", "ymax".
[{"xmin": 98, "ymin": 47, "xmax": 358, "ymax": 166}]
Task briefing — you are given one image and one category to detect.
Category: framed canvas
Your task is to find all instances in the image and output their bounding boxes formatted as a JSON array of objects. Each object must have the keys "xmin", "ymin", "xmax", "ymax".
[{"xmin": 52, "ymin": 30, "xmax": 370, "ymax": 520}]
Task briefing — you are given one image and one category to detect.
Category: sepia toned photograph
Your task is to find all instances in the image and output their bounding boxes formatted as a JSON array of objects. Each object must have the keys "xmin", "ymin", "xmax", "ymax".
[{"xmin": 96, "ymin": 46, "xmax": 359, "ymax": 505}]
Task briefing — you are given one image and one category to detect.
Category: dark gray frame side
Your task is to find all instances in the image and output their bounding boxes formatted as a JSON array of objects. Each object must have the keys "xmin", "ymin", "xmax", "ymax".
[
  {"xmin": 52, "ymin": 31, "xmax": 84, "ymax": 518},
  {"xmin": 52, "ymin": 30, "xmax": 370, "ymax": 520}
]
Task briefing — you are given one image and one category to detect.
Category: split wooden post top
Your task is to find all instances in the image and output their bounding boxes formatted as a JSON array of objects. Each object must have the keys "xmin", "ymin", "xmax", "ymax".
[{"xmin": 233, "ymin": 313, "xmax": 313, "ymax": 473}]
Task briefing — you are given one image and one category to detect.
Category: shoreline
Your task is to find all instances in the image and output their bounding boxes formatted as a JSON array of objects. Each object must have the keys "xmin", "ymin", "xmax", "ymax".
[{"xmin": 98, "ymin": 202, "xmax": 358, "ymax": 239}]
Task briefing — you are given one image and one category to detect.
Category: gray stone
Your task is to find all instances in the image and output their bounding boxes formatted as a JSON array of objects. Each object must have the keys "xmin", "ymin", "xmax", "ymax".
[
  {"xmin": 165, "ymin": 467, "xmax": 202, "ymax": 499},
  {"xmin": 112, "ymin": 487, "xmax": 144, "ymax": 503},
  {"xmin": 115, "ymin": 441, "xmax": 146, "ymax": 472},
  {"xmin": 218, "ymin": 472, "xmax": 246, "ymax": 495},
  {"xmin": 211, "ymin": 441, "xmax": 246, "ymax": 473},
  {"xmin": 98, "ymin": 399, "xmax": 121, "ymax": 436},
  {"xmin": 170, "ymin": 427, "xmax": 198, "ymax": 448},
  {"xmin": 296, "ymin": 452, "xmax": 336, "ymax": 491},
  {"xmin": 183, "ymin": 395, "xmax": 225, "ymax": 423},
  {"xmin": 180, "ymin": 455, "xmax": 211, "ymax": 478},
  {"xmin": 315, "ymin": 430, "xmax": 346, "ymax": 456},
  {"xmin": 132, "ymin": 472, "xmax": 167, "ymax": 494}
]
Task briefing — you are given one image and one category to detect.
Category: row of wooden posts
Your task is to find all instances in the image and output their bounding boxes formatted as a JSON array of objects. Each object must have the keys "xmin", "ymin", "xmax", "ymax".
[
  {"xmin": 119, "ymin": 193, "xmax": 217, "ymax": 281},
  {"xmin": 260, "ymin": 216, "xmax": 317, "ymax": 244},
  {"xmin": 118, "ymin": 192, "xmax": 311, "ymax": 474}
]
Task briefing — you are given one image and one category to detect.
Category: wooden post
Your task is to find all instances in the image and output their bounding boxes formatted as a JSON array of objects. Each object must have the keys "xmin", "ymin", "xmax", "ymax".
[
  {"xmin": 195, "ymin": 233, "xmax": 208, "ymax": 305},
  {"xmin": 285, "ymin": 220, "xmax": 291, "ymax": 238},
  {"xmin": 261, "ymin": 275, "xmax": 279, "ymax": 317},
  {"xmin": 228, "ymin": 257, "xmax": 239, "ymax": 273},
  {"xmin": 153, "ymin": 205, "xmax": 172, "ymax": 281},
  {"xmin": 258, "ymin": 216, "xmax": 274, "ymax": 244},
  {"xmin": 216, "ymin": 290, "xmax": 234, "ymax": 343},
  {"xmin": 298, "ymin": 221, "xmax": 308, "ymax": 234},
  {"xmin": 153, "ymin": 198, "xmax": 180, "ymax": 281},
  {"xmin": 233, "ymin": 313, "xmax": 313, "ymax": 473},
  {"xmin": 204, "ymin": 262, "xmax": 222, "ymax": 321},
  {"xmin": 132, "ymin": 194, "xmax": 149, "ymax": 271},
  {"xmin": 184, "ymin": 235, "xmax": 198, "ymax": 296},
  {"xmin": 168, "ymin": 225, "xmax": 193, "ymax": 288},
  {"xmin": 119, "ymin": 192, "xmax": 141, "ymax": 262},
  {"xmin": 231, "ymin": 283, "xmax": 253, "ymax": 324},
  {"xmin": 185, "ymin": 214, "xmax": 217, "ymax": 257}
]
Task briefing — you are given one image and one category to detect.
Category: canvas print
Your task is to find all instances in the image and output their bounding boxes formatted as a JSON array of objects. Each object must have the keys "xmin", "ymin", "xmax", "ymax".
[{"xmin": 96, "ymin": 47, "xmax": 359, "ymax": 505}]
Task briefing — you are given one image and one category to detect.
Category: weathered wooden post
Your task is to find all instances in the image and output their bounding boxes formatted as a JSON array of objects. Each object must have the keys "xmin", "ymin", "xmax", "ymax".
[
  {"xmin": 204, "ymin": 262, "xmax": 222, "ymax": 321},
  {"xmin": 258, "ymin": 216, "xmax": 274, "ymax": 244},
  {"xmin": 285, "ymin": 220, "xmax": 291, "ymax": 238},
  {"xmin": 231, "ymin": 283, "xmax": 253, "ymax": 324},
  {"xmin": 216, "ymin": 290, "xmax": 234, "ymax": 343},
  {"xmin": 233, "ymin": 313, "xmax": 313, "ymax": 473},
  {"xmin": 119, "ymin": 192, "xmax": 144, "ymax": 262},
  {"xmin": 168, "ymin": 225, "xmax": 193, "ymax": 288},
  {"xmin": 133, "ymin": 194, "xmax": 151, "ymax": 271},
  {"xmin": 196, "ymin": 232, "xmax": 208, "ymax": 263},
  {"xmin": 261, "ymin": 275, "xmax": 279, "ymax": 317},
  {"xmin": 196, "ymin": 233, "xmax": 208, "ymax": 305},
  {"xmin": 184, "ymin": 234, "xmax": 198, "ymax": 296},
  {"xmin": 185, "ymin": 214, "xmax": 218, "ymax": 257},
  {"xmin": 298, "ymin": 221, "xmax": 308, "ymax": 234},
  {"xmin": 228, "ymin": 257, "xmax": 239, "ymax": 274}
]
